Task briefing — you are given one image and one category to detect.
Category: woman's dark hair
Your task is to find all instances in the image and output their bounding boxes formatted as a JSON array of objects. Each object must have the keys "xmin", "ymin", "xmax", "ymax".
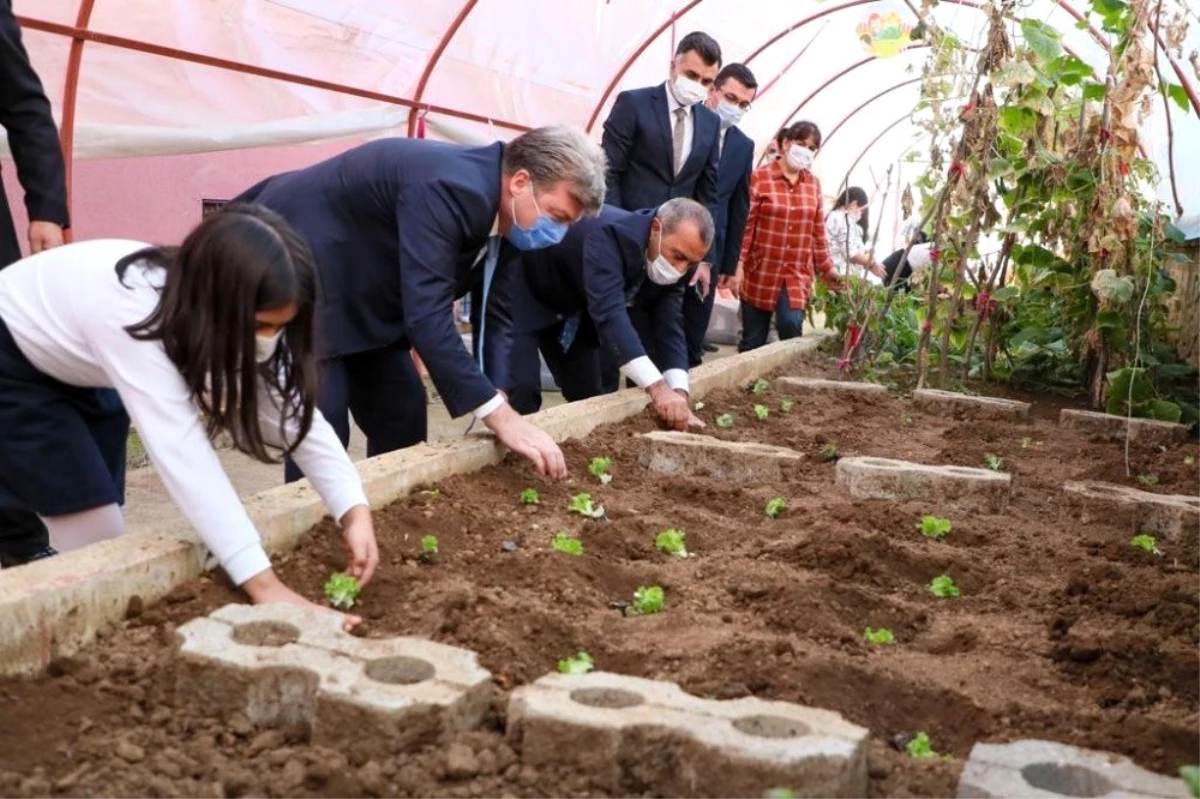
[
  {"xmin": 834, "ymin": 186, "xmax": 870, "ymax": 240},
  {"xmin": 116, "ymin": 203, "xmax": 319, "ymax": 464},
  {"xmin": 783, "ymin": 120, "xmax": 823, "ymax": 149}
]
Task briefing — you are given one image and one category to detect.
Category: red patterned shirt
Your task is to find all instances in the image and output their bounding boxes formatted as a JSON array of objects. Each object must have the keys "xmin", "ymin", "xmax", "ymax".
[{"xmin": 738, "ymin": 162, "xmax": 836, "ymax": 312}]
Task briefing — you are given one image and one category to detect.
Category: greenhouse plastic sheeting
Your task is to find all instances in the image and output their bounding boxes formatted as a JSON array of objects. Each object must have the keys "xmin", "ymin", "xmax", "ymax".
[{"xmin": 6, "ymin": 0, "xmax": 1199, "ymax": 222}]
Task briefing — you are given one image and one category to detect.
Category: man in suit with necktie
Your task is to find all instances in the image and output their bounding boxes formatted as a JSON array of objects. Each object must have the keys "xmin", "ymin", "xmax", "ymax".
[
  {"xmin": 0, "ymin": 0, "xmax": 72, "ymax": 567},
  {"xmin": 493, "ymin": 198, "xmax": 712, "ymax": 431},
  {"xmin": 683, "ymin": 63, "xmax": 758, "ymax": 367},
  {"xmin": 235, "ymin": 126, "xmax": 607, "ymax": 480}
]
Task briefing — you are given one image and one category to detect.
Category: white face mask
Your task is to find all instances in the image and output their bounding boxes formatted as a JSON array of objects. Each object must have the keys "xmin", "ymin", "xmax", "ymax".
[
  {"xmin": 671, "ymin": 75, "xmax": 708, "ymax": 106},
  {"xmin": 714, "ymin": 100, "xmax": 746, "ymax": 129},
  {"xmin": 646, "ymin": 229, "xmax": 686, "ymax": 286},
  {"xmin": 786, "ymin": 144, "xmax": 815, "ymax": 172},
  {"xmin": 848, "ymin": 206, "xmax": 864, "ymax": 223},
  {"xmin": 255, "ymin": 330, "xmax": 283, "ymax": 364}
]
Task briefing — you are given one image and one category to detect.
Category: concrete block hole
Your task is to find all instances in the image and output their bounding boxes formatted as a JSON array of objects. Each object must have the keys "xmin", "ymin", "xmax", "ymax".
[
  {"xmin": 569, "ymin": 687, "xmax": 645, "ymax": 709},
  {"xmin": 363, "ymin": 655, "xmax": 436, "ymax": 685},
  {"xmin": 731, "ymin": 714, "xmax": 811, "ymax": 739},
  {"xmin": 231, "ymin": 621, "xmax": 301, "ymax": 648},
  {"xmin": 1020, "ymin": 762, "xmax": 1115, "ymax": 797}
]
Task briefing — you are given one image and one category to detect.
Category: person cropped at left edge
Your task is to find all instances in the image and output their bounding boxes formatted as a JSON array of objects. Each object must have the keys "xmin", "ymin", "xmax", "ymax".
[
  {"xmin": 235, "ymin": 126, "xmax": 608, "ymax": 481},
  {"xmin": 0, "ymin": 206, "xmax": 378, "ymax": 629},
  {"xmin": 495, "ymin": 199, "xmax": 713, "ymax": 431}
]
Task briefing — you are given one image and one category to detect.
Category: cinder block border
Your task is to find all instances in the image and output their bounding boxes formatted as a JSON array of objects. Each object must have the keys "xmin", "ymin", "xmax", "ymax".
[{"xmin": 0, "ymin": 336, "xmax": 825, "ymax": 675}]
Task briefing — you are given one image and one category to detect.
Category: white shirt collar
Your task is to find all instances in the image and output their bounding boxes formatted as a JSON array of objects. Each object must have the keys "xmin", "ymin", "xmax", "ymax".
[{"xmin": 663, "ymin": 81, "xmax": 685, "ymax": 114}]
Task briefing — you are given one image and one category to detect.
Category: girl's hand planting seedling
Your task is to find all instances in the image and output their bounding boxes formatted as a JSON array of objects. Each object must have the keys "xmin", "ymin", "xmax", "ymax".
[
  {"xmin": 568, "ymin": 492, "xmax": 605, "ymax": 519},
  {"xmin": 627, "ymin": 585, "xmax": 665, "ymax": 615},
  {"xmin": 864, "ymin": 627, "xmax": 895, "ymax": 645},
  {"xmin": 715, "ymin": 413, "xmax": 735, "ymax": 428},
  {"xmin": 918, "ymin": 515, "xmax": 952, "ymax": 539},
  {"xmin": 765, "ymin": 496, "xmax": 787, "ymax": 518},
  {"xmin": 588, "ymin": 456, "xmax": 613, "ymax": 485},
  {"xmin": 655, "ymin": 529, "xmax": 688, "ymax": 558},
  {"xmin": 551, "ymin": 532, "xmax": 584, "ymax": 556},
  {"xmin": 519, "ymin": 487, "xmax": 540, "ymax": 505},
  {"xmin": 754, "ymin": 404, "xmax": 769, "ymax": 421},
  {"xmin": 557, "ymin": 651, "xmax": 595, "ymax": 674},
  {"xmin": 928, "ymin": 574, "xmax": 960, "ymax": 598},
  {"xmin": 1130, "ymin": 533, "xmax": 1162, "ymax": 556},
  {"xmin": 323, "ymin": 571, "xmax": 362, "ymax": 609}
]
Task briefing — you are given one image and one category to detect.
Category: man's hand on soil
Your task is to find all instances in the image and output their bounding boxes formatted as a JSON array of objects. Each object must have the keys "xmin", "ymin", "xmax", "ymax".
[
  {"xmin": 484, "ymin": 403, "xmax": 568, "ymax": 479},
  {"xmin": 648, "ymin": 381, "xmax": 689, "ymax": 431}
]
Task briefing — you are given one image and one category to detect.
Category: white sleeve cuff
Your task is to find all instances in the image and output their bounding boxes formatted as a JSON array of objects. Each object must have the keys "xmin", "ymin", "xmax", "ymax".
[
  {"xmin": 908, "ymin": 242, "xmax": 933, "ymax": 270},
  {"xmin": 663, "ymin": 368, "xmax": 690, "ymax": 393},
  {"xmin": 222, "ymin": 542, "xmax": 273, "ymax": 587},
  {"xmin": 620, "ymin": 355, "xmax": 664, "ymax": 389},
  {"xmin": 473, "ymin": 392, "xmax": 505, "ymax": 419}
]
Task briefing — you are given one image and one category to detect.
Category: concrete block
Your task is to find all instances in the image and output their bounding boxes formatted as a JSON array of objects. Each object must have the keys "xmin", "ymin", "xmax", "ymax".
[
  {"xmin": 835, "ymin": 456, "xmax": 1011, "ymax": 513},
  {"xmin": 508, "ymin": 671, "xmax": 867, "ymax": 798},
  {"xmin": 913, "ymin": 389, "xmax": 1030, "ymax": 421},
  {"xmin": 175, "ymin": 604, "xmax": 491, "ymax": 752},
  {"xmin": 958, "ymin": 739, "xmax": 1189, "ymax": 798},
  {"xmin": 776, "ymin": 377, "xmax": 889, "ymax": 399},
  {"xmin": 638, "ymin": 431, "xmax": 804, "ymax": 482},
  {"xmin": 1060, "ymin": 409, "xmax": 1189, "ymax": 447},
  {"xmin": 1062, "ymin": 481, "xmax": 1200, "ymax": 541}
]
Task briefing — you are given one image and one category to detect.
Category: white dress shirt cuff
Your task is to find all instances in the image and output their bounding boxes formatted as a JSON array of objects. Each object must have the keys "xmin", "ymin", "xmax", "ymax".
[
  {"xmin": 473, "ymin": 392, "xmax": 506, "ymax": 419},
  {"xmin": 620, "ymin": 356, "xmax": 664, "ymax": 389},
  {"xmin": 663, "ymin": 368, "xmax": 690, "ymax": 394}
]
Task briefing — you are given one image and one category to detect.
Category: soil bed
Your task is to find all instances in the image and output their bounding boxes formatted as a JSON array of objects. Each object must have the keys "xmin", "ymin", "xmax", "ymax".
[{"xmin": 1, "ymin": 352, "xmax": 1197, "ymax": 798}]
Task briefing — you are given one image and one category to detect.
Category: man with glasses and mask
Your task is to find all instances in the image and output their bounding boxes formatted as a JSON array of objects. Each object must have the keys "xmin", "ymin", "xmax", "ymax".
[
  {"xmin": 490, "ymin": 199, "xmax": 712, "ymax": 432},
  {"xmin": 683, "ymin": 62, "xmax": 758, "ymax": 367}
]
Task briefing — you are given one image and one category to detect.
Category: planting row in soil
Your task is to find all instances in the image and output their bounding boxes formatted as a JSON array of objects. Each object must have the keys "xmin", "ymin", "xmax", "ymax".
[{"xmin": 1, "ymin": 351, "xmax": 1196, "ymax": 798}]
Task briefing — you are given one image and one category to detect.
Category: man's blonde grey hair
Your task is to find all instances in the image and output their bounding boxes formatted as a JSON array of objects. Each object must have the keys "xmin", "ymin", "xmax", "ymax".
[
  {"xmin": 503, "ymin": 125, "xmax": 607, "ymax": 215},
  {"xmin": 656, "ymin": 197, "xmax": 715, "ymax": 248}
]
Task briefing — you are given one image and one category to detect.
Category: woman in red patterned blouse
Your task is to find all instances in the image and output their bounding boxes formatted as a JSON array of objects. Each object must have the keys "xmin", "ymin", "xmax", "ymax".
[{"xmin": 730, "ymin": 121, "xmax": 844, "ymax": 352}]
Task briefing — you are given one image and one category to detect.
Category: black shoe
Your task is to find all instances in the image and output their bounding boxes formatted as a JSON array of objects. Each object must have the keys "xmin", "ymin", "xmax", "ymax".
[
  {"xmin": 703, "ymin": 342, "xmax": 720, "ymax": 353},
  {"xmin": 0, "ymin": 545, "xmax": 58, "ymax": 568}
]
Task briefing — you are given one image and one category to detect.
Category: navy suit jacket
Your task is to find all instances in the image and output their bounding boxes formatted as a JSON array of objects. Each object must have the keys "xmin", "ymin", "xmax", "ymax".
[
  {"xmin": 711, "ymin": 126, "xmax": 754, "ymax": 277},
  {"xmin": 235, "ymin": 138, "xmax": 509, "ymax": 417},
  {"xmin": 504, "ymin": 205, "xmax": 688, "ymax": 380},
  {"xmin": 601, "ymin": 85, "xmax": 720, "ymax": 213}
]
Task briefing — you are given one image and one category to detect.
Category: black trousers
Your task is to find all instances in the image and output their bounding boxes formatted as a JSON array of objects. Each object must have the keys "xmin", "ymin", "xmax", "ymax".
[
  {"xmin": 285, "ymin": 341, "xmax": 428, "ymax": 483},
  {"xmin": 505, "ymin": 323, "xmax": 603, "ymax": 415},
  {"xmin": 682, "ymin": 280, "xmax": 718, "ymax": 368}
]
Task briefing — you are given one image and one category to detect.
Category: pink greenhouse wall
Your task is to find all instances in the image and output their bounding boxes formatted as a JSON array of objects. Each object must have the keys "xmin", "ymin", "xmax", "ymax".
[{"xmin": 2, "ymin": 139, "xmax": 366, "ymax": 255}]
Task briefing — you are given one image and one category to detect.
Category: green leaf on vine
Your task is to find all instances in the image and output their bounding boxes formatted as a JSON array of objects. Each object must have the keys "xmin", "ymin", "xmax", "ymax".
[
  {"xmin": 1082, "ymin": 81, "xmax": 1107, "ymax": 102},
  {"xmin": 1020, "ymin": 19, "xmax": 1062, "ymax": 61},
  {"xmin": 1164, "ymin": 83, "xmax": 1190, "ymax": 114}
]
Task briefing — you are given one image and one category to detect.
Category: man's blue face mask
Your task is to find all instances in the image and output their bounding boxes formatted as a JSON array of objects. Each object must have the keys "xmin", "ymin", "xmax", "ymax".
[{"xmin": 507, "ymin": 190, "xmax": 568, "ymax": 250}]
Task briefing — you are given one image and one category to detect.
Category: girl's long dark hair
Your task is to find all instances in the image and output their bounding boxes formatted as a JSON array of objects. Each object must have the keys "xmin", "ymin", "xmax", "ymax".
[
  {"xmin": 833, "ymin": 186, "xmax": 870, "ymax": 240},
  {"xmin": 116, "ymin": 203, "xmax": 319, "ymax": 464}
]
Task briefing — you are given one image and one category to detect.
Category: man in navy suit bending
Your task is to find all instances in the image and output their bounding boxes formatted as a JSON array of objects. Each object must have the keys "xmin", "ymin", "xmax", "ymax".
[
  {"xmin": 494, "ymin": 199, "xmax": 712, "ymax": 431},
  {"xmin": 236, "ymin": 126, "xmax": 607, "ymax": 480},
  {"xmin": 684, "ymin": 62, "xmax": 758, "ymax": 367}
]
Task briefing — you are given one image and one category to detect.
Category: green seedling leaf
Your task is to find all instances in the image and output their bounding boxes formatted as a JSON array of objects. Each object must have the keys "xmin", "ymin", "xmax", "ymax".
[
  {"xmin": 984, "ymin": 453, "xmax": 1004, "ymax": 471},
  {"xmin": 821, "ymin": 444, "xmax": 840, "ymax": 462},
  {"xmin": 421, "ymin": 488, "xmax": 441, "ymax": 499},
  {"xmin": 751, "ymin": 378, "xmax": 771, "ymax": 395},
  {"xmin": 420, "ymin": 535, "xmax": 439, "ymax": 556},
  {"xmin": 694, "ymin": 401, "xmax": 705, "ymax": 411},
  {"xmin": 628, "ymin": 585, "xmax": 665, "ymax": 615},
  {"xmin": 1136, "ymin": 473, "xmax": 1159, "ymax": 486},
  {"xmin": 754, "ymin": 404, "xmax": 770, "ymax": 422},
  {"xmin": 864, "ymin": 627, "xmax": 896, "ymax": 645},
  {"xmin": 1185, "ymin": 456, "xmax": 1195, "ymax": 467},
  {"xmin": 918, "ymin": 515, "xmax": 952, "ymax": 539},
  {"xmin": 1180, "ymin": 766, "xmax": 1199, "ymax": 799},
  {"xmin": 1130, "ymin": 533, "xmax": 1162, "ymax": 556},
  {"xmin": 715, "ymin": 413, "xmax": 735, "ymax": 428},
  {"xmin": 568, "ymin": 492, "xmax": 606, "ymax": 519},
  {"xmin": 906, "ymin": 731, "xmax": 941, "ymax": 759},
  {"xmin": 900, "ymin": 411, "xmax": 914, "ymax": 424},
  {"xmin": 551, "ymin": 532, "xmax": 584, "ymax": 556},
  {"xmin": 780, "ymin": 398, "xmax": 795, "ymax": 413},
  {"xmin": 557, "ymin": 651, "xmax": 594, "ymax": 675},
  {"xmin": 588, "ymin": 456, "xmax": 613, "ymax": 485},
  {"xmin": 765, "ymin": 790, "xmax": 798, "ymax": 799},
  {"xmin": 655, "ymin": 528, "xmax": 689, "ymax": 558},
  {"xmin": 765, "ymin": 496, "xmax": 787, "ymax": 519},
  {"xmin": 928, "ymin": 574, "xmax": 961, "ymax": 598},
  {"xmin": 323, "ymin": 571, "xmax": 362, "ymax": 609},
  {"xmin": 519, "ymin": 487, "xmax": 540, "ymax": 505},
  {"xmin": 1020, "ymin": 437, "xmax": 1043, "ymax": 449}
]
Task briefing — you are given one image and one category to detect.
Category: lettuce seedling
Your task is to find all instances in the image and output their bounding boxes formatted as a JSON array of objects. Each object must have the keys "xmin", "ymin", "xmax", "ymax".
[
  {"xmin": 754, "ymin": 404, "xmax": 770, "ymax": 421},
  {"xmin": 1137, "ymin": 473, "xmax": 1159, "ymax": 486},
  {"xmin": 780, "ymin": 398, "xmax": 794, "ymax": 413},
  {"xmin": 820, "ymin": 444, "xmax": 840, "ymax": 462},
  {"xmin": 323, "ymin": 572, "xmax": 362, "ymax": 609},
  {"xmin": 655, "ymin": 529, "xmax": 688, "ymax": 558},
  {"xmin": 557, "ymin": 651, "xmax": 594, "ymax": 675},
  {"xmin": 984, "ymin": 453, "xmax": 1004, "ymax": 471},
  {"xmin": 765, "ymin": 790, "xmax": 797, "ymax": 799},
  {"xmin": 765, "ymin": 496, "xmax": 787, "ymax": 518},
  {"xmin": 1180, "ymin": 766, "xmax": 1199, "ymax": 799},
  {"xmin": 568, "ymin": 492, "xmax": 605, "ymax": 519},
  {"xmin": 694, "ymin": 401, "xmax": 705, "ymax": 411},
  {"xmin": 420, "ymin": 535, "xmax": 439, "ymax": 557},
  {"xmin": 1130, "ymin": 533, "xmax": 1162, "ymax": 556},
  {"xmin": 918, "ymin": 515, "xmax": 952, "ymax": 539},
  {"xmin": 628, "ymin": 585, "xmax": 665, "ymax": 615},
  {"xmin": 1020, "ymin": 437, "xmax": 1043, "ymax": 449},
  {"xmin": 928, "ymin": 574, "xmax": 960, "ymax": 598},
  {"xmin": 588, "ymin": 456, "xmax": 613, "ymax": 485},
  {"xmin": 519, "ymin": 487, "xmax": 540, "ymax": 505},
  {"xmin": 421, "ymin": 488, "xmax": 442, "ymax": 499},
  {"xmin": 551, "ymin": 532, "xmax": 584, "ymax": 556},
  {"xmin": 1185, "ymin": 456, "xmax": 1196, "ymax": 468},
  {"xmin": 715, "ymin": 413, "xmax": 735, "ymax": 428},
  {"xmin": 906, "ymin": 731, "xmax": 940, "ymax": 759},
  {"xmin": 864, "ymin": 627, "xmax": 895, "ymax": 645},
  {"xmin": 751, "ymin": 378, "xmax": 770, "ymax": 395}
]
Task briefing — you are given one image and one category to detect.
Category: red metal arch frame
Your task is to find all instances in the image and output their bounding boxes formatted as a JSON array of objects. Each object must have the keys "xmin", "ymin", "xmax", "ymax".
[{"xmin": 406, "ymin": 0, "xmax": 480, "ymax": 137}]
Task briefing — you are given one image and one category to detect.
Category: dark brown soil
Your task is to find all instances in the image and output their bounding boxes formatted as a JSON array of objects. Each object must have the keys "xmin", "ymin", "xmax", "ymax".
[{"xmin": 1, "ymin": 352, "xmax": 1197, "ymax": 798}]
